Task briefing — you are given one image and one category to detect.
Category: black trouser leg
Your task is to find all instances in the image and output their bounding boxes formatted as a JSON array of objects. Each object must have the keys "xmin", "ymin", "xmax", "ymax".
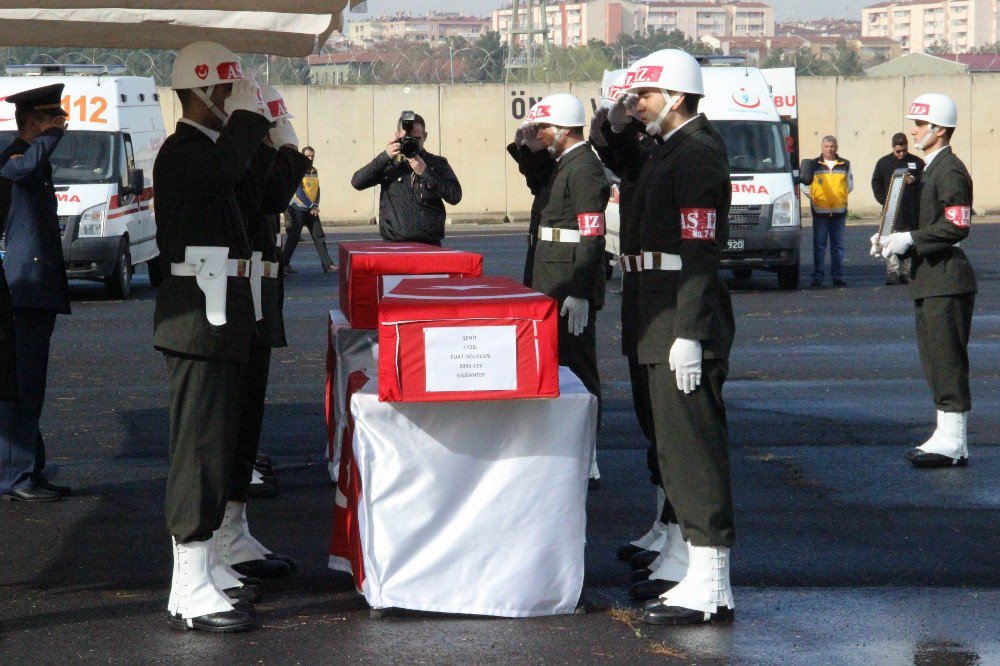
[
  {"xmin": 557, "ymin": 308, "xmax": 601, "ymax": 428},
  {"xmin": 164, "ymin": 353, "xmax": 244, "ymax": 543},
  {"xmin": 304, "ymin": 216, "xmax": 335, "ymax": 270},
  {"xmin": 0, "ymin": 308, "xmax": 56, "ymax": 493},
  {"xmin": 229, "ymin": 342, "xmax": 272, "ymax": 502},
  {"xmin": 281, "ymin": 208, "xmax": 309, "ymax": 267},
  {"xmin": 915, "ymin": 294, "xmax": 974, "ymax": 412},
  {"xmin": 647, "ymin": 359, "xmax": 734, "ymax": 547}
]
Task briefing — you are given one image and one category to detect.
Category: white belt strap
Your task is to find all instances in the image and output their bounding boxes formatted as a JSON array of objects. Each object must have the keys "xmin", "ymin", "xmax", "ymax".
[
  {"xmin": 170, "ymin": 258, "xmax": 252, "ymax": 279},
  {"xmin": 538, "ymin": 227, "xmax": 581, "ymax": 243},
  {"xmin": 618, "ymin": 254, "xmax": 642, "ymax": 273},
  {"xmin": 169, "ymin": 247, "xmax": 247, "ymax": 326},
  {"xmin": 249, "ymin": 251, "xmax": 263, "ymax": 322},
  {"xmin": 641, "ymin": 251, "xmax": 682, "ymax": 271}
]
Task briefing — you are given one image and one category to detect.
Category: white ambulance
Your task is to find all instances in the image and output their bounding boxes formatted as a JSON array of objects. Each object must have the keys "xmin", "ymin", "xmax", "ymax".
[{"xmin": 0, "ymin": 64, "xmax": 165, "ymax": 298}]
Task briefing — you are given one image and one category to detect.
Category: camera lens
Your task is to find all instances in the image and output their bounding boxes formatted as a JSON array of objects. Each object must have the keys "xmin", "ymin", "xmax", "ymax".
[{"xmin": 400, "ymin": 136, "xmax": 419, "ymax": 158}]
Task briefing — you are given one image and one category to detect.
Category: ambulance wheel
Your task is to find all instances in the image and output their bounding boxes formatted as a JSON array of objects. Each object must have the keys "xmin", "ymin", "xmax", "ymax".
[
  {"xmin": 146, "ymin": 256, "xmax": 164, "ymax": 288},
  {"xmin": 733, "ymin": 268, "xmax": 752, "ymax": 281},
  {"xmin": 106, "ymin": 240, "xmax": 132, "ymax": 299},
  {"xmin": 777, "ymin": 262, "xmax": 800, "ymax": 290}
]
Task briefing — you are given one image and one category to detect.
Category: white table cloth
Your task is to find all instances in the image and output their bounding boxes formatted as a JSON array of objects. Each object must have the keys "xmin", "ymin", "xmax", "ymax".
[{"xmin": 325, "ymin": 308, "xmax": 378, "ymax": 480}]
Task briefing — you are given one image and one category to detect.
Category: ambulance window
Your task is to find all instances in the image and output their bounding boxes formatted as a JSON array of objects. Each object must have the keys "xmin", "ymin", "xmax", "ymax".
[{"xmin": 123, "ymin": 134, "xmax": 136, "ymax": 175}]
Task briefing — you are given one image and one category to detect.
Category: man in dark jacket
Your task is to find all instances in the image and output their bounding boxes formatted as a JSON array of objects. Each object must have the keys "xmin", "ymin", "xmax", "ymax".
[
  {"xmin": 506, "ymin": 116, "xmax": 555, "ymax": 286},
  {"xmin": 1, "ymin": 137, "xmax": 18, "ymax": 404},
  {"xmin": 0, "ymin": 83, "xmax": 71, "ymax": 502},
  {"xmin": 880, "ymin": 93, "xmax": 976, "ymax": 469},
  {"xmin": 351, "ymin": 112, "xmax": 462, "ymax": 245},
  {"xmin": 871, "ymin": 133, "xmax": 924, "ymax": 285}
]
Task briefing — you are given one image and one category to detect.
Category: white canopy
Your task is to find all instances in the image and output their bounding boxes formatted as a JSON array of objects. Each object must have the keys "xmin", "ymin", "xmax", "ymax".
[{"xmin": 0, "ymin": 1, "xmax": 369, "ymax": 56}]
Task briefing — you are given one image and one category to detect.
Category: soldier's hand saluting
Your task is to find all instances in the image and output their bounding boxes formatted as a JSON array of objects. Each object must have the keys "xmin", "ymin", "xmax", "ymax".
[{"xmin": 669, "ymin": 337, "xmax": 702, "ymax": 393}]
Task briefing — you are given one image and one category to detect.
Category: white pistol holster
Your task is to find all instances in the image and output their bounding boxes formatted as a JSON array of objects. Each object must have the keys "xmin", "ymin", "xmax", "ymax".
[
  {"xmin": 249, "ymin": 251, "xmax": 263, "ymax": 321},
  {"xmin": 171, "ymin": 246, "xmax": 231, "ymax": 326}
]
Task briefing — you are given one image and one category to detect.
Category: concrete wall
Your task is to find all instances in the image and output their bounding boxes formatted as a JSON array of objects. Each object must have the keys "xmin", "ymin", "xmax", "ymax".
[{"xmin": 157, "ymin": 74, "xmax": 1000, "ymax": 221}]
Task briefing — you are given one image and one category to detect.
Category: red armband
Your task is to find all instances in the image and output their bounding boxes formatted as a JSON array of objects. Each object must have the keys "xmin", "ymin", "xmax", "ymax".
[
  {"xmin": 680, "ymin": 208, "xmax": 717, "ymax": 240},
  {"xmin": 944, "ymin": 205, "xmax": 971, "ymax": 229},
  {"xmin": 577, "ymin": 212, "xmax": 605, "ymax": 237}
]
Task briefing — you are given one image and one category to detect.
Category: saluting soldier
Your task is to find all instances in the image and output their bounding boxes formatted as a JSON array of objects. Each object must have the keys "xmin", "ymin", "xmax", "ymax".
[
  {"xmin": 1, "ymin": 135, "xmax": 17, "ymax": 404},
  {"xmin": 506, "ymin": 108, "xmax": 554, "ymax": 286},
  {"xmin": 526, "ymin": 94, "xmax": 610, "ymax": 479},
  {"xmin": 212, "ymin": 83, "xmax": 312, "ymax": 584},
  {"xmin": 0, "ymin": 84, "xmax": 71, "ymax": 502},
  {"xmin": 592, "ymin": 77, "xmax": 688, "ymax": 601},
  {"xmin": 876, "ymin": 94, "xmax": 976, "ymax": 468},
  {"xmin": 625, "ymin": 50, "xmax": 737, "ymax": 626},
  {"xmin": 155, "ymin": 41, "xmax": 271, "ymax": 633}
]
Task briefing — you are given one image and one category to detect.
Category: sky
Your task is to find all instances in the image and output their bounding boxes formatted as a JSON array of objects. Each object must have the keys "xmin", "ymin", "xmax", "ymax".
[{"xmin": 349, "ymin": 0, "xmax": 873, "ymax": 23}]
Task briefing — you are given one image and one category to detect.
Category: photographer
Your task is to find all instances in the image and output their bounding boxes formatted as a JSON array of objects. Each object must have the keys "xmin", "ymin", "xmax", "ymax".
[{"xmin": 351, "ymin": 112, "xmax": 462, "ymax": 245}]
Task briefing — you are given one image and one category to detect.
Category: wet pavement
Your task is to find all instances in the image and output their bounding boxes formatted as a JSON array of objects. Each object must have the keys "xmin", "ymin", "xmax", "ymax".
[{"xmin": 0, "ymin": 222, "xmax": 997, "ymax": 664}]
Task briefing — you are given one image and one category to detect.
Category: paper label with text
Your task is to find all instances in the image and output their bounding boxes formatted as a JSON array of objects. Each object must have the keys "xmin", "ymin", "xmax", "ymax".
[{"xmin": 424, "ymin": 326, "xmax": 517, "ymax": 392}]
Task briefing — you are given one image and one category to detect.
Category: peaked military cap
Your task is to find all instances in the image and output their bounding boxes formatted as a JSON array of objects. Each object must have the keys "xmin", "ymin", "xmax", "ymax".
[{"xmin": 4, "ymin": 83, "xmax": 68, "ymax": 116}]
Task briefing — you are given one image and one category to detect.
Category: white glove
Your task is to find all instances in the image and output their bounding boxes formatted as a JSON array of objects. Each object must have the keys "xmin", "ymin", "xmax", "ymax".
[
  {"xmin": 224, "ymin": 77, "xmax": 266, "ymax": 118},
  {"xmin": 560, "ymin": 296, "xmax": 589, "ymax": 336},
  {"xmin": 522, "ymin": 125, "xmax": 546, "ymax": 153},
  {"xmin": 869, "ymin": 232, "xmax": 881, "ymax": 257},
  {"xmin": 589, "ymin": 107, "xmax": 608, "ymax": 148},
  {"xmin": 881, "ymin": 231, "xmax": 913, "ymax": 258},
  {"xmin": 669, "ymin": 338, "xmax": 702, "ymax": 394},
  {"xmin": 608, "ymin": 94, "xmax": 635, "ymax": 133},
  {"xmin": 269, "ymin": 118, "xmax": 299, "ymax": 149},
  {"xmin": 514, "ymin": 127, "xmax": 525, "ymax": 148}
]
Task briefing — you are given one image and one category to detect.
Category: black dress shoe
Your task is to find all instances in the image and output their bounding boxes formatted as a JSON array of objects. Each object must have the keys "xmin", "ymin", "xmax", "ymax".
[
  {"xmin": 246, "ymin": 480, "xmax": 279, "ymax": 499},
  {"xmin": 168, "ymin": 608, "xmax": 255, "ymax": 633},
  {"xmin": 885, "ymin": 274, "xmax": 901, "ymax": 285},
  {"xmin": 253, "ymin": 460, "xmax": 274, "ymax": 474},
  {"xmin": 256, "ymin": 454, "xmax": 273, "ymax": 465},
  {"xmin": 809, "ymin": 280, "xmax": 823, "ymax": 288},
  {"xmin": 629, "ymin": 578, "xmax": 679, "ymax": 601},
  {"xmin": 588, "ymin": 477, "xmax": 602, "ymax": 490},
  {"xmin": 224, "ymin": 582, "xmax": 262, "ymax": 604},
  {"xmin": 34, "ymin": 478, "xmax": 72, "ymax": 497},
  {"xmin": 1, "ymin": 486, "xmax": 61, "ymax": 502},
  {"xmin": 239, "ymin": 576, "xmax": 262, "ymax": 588},
  {"xmin": 906, "ymin": 448, "xmax": 969, "ymax": 468},
  {"xmin": 630, "ymin": 568, "xmax": 653, "ymax": 584},
  {"xmin": 232, "ymin": 557, "xmax": 292, "ymax": 579},
  {"xmin": 616, "ymin": 543, "xmax": 644, "ymax": 562},
  {"xmin": 265, "ymin": 553, "xmax": 298, "ymax": 572},
  {"xmin": 642, "ymin": 601, "xmax": 735, "ymax": 626},
  {"xmin": 833, "ymin": 280, "xmax": 847, "ymax": 287},
  {"xmin": 629, "ymin": 549, "xmax": 659, "ymax": 570}
]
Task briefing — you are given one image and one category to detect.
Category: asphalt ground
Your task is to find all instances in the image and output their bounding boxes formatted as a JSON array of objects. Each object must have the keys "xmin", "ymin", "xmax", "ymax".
[{"xmin": 0, "ymin": 221, "xmax": 997, "ymax": 664}]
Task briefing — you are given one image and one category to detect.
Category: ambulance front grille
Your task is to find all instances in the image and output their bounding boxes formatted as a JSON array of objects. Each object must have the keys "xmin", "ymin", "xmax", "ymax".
[
  {"xmin": 58, "ymin": 215, "xmax": 79, "ymax": 237},
  {"xmin": 728, "ymin": 205, "xmax": 762, "ymax": 229}
]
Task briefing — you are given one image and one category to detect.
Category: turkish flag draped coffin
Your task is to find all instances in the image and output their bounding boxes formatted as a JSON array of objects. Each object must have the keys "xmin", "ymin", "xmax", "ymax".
[
  {"xmin": 378, "ymin": 276, "xmax": 559, "ymax": 402},
  {"xmin": 338, "ymin": 241, "xmax": 484, "ymax": 329}
]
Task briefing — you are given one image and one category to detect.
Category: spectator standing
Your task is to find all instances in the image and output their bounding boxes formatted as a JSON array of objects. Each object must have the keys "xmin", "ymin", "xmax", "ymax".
[
  {"xmin": 282, "ymin": 146, "xmax": 336, "ymax": 274},
  {"xmin": 801, "ymin": 136, "xmax": 853, "ymax": 287},
  {"xmin": 871, "ymin": 133, "xmax": 924, "ymax": 285}
]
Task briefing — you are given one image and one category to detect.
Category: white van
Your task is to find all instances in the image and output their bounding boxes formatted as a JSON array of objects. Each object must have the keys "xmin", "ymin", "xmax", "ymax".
[
  {"xmin": 0, "ymin": 64, "xmax": 165, "ymax": 298},
  {"xmin": 603, "ymin": 61, "xmax": 801, "ymax": 289}
]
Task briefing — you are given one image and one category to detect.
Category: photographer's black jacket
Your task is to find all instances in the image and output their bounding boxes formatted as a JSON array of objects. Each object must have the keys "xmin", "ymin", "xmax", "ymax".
[
  {"xmin": 871, "ymin": 151, "xmax": 923, "ymax": 232},
  {"xmin": 351, "ymin": 149, "xmax": 462, "ymax": 245}
]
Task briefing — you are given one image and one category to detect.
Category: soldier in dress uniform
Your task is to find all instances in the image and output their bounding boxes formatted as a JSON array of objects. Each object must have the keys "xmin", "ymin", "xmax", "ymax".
[
  {"xmin": 591, "ymin": 76, "xmax": 689, "ymax": 601},
  {"xmin": 506, "ymin": 110, "xmax": 554, "ymax": 287},
  {"xmin": 1, "ymin": 135, "xmax": 17, "ymax": 404},
  {"xmin": 525, "ymin": 93, "xmax": 610, "ymax": 478},
  {"xmin": 623, "ymin": 50, "xmax": 737, "ymax": 626},
  {"xmin": 212, "ymin": 83, "xmax": 312, "ymax": 584},
  {"xmin": 0, "ymin": 83, "xmax": 72, "ymax": 502},
  {"xmin": 154, "ymin": 41, "xmax": 271, "ymax": 633},
  {"xmin": 876, "ymin": 93, "xmax": 977, "ymax": 468}
]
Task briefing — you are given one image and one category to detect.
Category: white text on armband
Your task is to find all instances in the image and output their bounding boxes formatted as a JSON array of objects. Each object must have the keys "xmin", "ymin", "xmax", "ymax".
[
  {"xmin": 680, "ymin": 208, "xmax": 717, "ymax": 240},
  {"xmin": 945, "ymin": 205, "xmax": 971, "ymax": 229},
  {"xmin": 577, "ymin": 212, "xmax": 606, "ymax": 237}
]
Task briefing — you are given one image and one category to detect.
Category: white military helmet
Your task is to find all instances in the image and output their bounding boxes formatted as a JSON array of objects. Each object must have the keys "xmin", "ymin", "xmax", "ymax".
[
  {"xmin": 905, "ymin": 93, "xmax": 958, "ymax": 128},
  {"xmin": 623, "ymin": 49, "xmax": 704, "ymax": 96},
  {"xmin": 523, "ymin": 93, "xmax": 586, "ymax": 128},
  {"xmin": 171, "ymin": 41, "xmax": 244, "ymax": 90},
  {"xmin": 259, "ymin": 82, "xmax": 293, "ymax": 121},
  {"xmin": 600, "ymin": 68, "xmax": 629, "ymax": 109}
]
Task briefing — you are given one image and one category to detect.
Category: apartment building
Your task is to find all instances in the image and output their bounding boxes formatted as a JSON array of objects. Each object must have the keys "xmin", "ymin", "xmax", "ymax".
[
  {"xmin": 862, "ymin": 0, "xmax": 998, "ymax": 53},
  {"xmin": 491, "ymin": 0, "xmax": 643, "ymax": 48},
  {"xmin": 347, "ymin": 12, "xmax": 490, "ymax": 47}
]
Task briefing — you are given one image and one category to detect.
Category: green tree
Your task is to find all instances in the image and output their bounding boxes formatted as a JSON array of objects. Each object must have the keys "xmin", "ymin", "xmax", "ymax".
[
  {"xmin": 925, "ymin": 40, "xmax": 951, "ymax": 56},
  {"xmin": 792, "ymin": 47, "xmax": 835, "ymax": 76},
  {"xmin": 832, "ymin": 41, "xmax": 864, "ymax": 76}
]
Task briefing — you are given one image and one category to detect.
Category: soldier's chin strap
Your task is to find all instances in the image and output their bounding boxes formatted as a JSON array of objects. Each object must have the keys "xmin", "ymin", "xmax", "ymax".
[
  {"xmin": 191, "ymin": 86, "xmax": 229, "ymax": 124},
  {"xmin": 646, "ymin": 92, "xmax": 681, "ymax": 137},
  {"xmin": 915, "ymin": 123, "xmax": 938, "ymax": 151}
]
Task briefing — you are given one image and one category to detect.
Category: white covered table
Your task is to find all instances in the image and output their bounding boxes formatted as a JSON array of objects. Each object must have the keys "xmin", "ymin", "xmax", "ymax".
[{"xmin": 329, "ymin": 367, "xmax": 596, "ymax": 617}]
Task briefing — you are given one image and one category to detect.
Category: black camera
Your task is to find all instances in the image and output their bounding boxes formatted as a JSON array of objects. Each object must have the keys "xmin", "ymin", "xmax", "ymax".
[{"xmin": 398, "ymin": 110, "xmax": 420, "ymax": 159}]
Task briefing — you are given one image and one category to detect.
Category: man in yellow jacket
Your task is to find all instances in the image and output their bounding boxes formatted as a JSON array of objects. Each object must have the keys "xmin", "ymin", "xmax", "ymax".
[{"xmin": 801, "ymin": 136, "xmax": 853, "ymax": 287}]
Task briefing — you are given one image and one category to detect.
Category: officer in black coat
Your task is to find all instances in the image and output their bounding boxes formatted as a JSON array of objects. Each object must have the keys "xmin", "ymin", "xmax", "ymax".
[
  {"xmin": 879, "ymin": 94, "xmax": 976, "ymax": 468},
  {"xmin": 0, "ymin": 83, "xmax": 71, "ymax": 502},
  {"xmin": 624, "ymin": 50, "xmax": 737, "ymax": 627},
  {"xmin": 871, "ymin": 133, "xmax": 924, "ymax": 284},
  {"xmin": 506, "ymin": 118, "xmax": 555, "ymax": 286},
  {"xmin": 156, "ymin": 41, "xmax": 271, "ymax": 633},
  {"xmin": 351, "ymin": 112, "xmax": 462, "ymax": 245},
  {"xmin": 1, "ymin": 137, "xmax": 18, "ymax": 403}
]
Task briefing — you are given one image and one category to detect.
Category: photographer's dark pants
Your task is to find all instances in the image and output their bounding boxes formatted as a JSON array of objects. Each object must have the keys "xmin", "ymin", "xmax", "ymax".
[{"xmin": 283, "ymin": 207, "xmax": 334, "ymax": 270}]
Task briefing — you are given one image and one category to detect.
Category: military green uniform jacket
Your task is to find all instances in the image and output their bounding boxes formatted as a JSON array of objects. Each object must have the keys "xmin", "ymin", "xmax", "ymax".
[
  {"xmin": 152, "ymin": 111, "xmax": 271, "ymax": 362},
  {"xmin": 530, "ymin": 142, "xmax": 610, "ymax": 309},
  {"xmin": 633, "ymin": 114, "xmax": 734, "ymax": 365},
  {"xmin": 237, "ymin": 143, "xmax": 312, "ymax": 348},
  {"xmin": 907, "ymin": 145, "xmax": 977, "ymax": 301}
]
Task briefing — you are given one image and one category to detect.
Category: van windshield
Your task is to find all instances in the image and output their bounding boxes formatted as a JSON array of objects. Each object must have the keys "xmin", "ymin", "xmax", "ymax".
[
  {"xmin": 713, "ymin": 120, "xmax": 789, "ymax": 174},
  {"xmin": 0, "ymin": 130, "xmax": 117, "ymax": 184}
]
